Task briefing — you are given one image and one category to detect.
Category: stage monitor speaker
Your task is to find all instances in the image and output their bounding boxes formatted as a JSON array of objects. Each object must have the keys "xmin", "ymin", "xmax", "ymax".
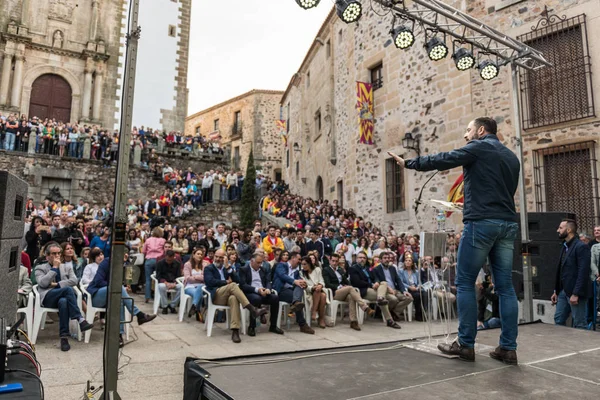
[
  {"xmin": 527, "ymin": 212, "xmax": 576, "ymax": 242},
  {"xmin": 512, "ymin": 212, "xmax": 576, "ymax": 301},
  {"xmin": 0, "ymin": 171, "xmax": 28, "ymax": 324}
]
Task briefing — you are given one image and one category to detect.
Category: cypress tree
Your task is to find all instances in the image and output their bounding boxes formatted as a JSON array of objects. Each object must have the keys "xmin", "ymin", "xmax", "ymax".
[{"xmin": 240, "ymin": 149, "xmax": 257, "ymax": 228}]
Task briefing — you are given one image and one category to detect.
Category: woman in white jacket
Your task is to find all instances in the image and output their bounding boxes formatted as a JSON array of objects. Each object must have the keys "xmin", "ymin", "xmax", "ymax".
[{"xmin": 301, "ymin": 256, "xmax": 329, "ymax": 329}]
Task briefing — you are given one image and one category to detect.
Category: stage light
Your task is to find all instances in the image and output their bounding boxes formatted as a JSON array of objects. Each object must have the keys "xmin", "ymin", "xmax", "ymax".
[
  {"xmin": 479, "ymin": 60, "xmax": 499, "ymax": 80},
  {"xmin": 336, "ymin": 0, "xmax": 362, "ymax": 24},
  {"xmin": 295, "ymin": 0, "xmax": 321, "ymax": 9},
  {"xmin": 391, "ymin": 26, "xmax": 415, "ymax": 49},
  {"xmin": 426, "ymin": 37, "xmax": 448, "ymax": 61},
  {"xmin": 452, "ymin": 48, "xmax": 475, "ymax": 71}
]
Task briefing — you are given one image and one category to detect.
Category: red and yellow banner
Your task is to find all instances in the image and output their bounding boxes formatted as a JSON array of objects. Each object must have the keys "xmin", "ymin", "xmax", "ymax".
[
  {"xmin": 446, "ymin": 173, "xmax": 464, "ymax": 217},
  {"xmin": 277, "ymin": 120, "xmax": 288, "ymax": 147},
  {"xmin": 356, "ymin": 82, "xmax": 374, "ymax": 145}
]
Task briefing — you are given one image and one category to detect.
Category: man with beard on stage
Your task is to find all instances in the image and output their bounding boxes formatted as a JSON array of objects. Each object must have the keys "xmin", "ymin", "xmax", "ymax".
[{"xmin": 388, "ymin": 117, "xmax": 521, "ymax": 364}]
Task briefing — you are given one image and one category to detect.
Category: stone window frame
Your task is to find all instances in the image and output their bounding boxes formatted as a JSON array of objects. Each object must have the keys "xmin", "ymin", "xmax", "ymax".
[
  {"xmin": 213, "ymin": 119, "xmax": 219, "ymax": 132},
  {"xmin": 168, "ymin": 25, "xmax": 176, "ymax": 38},
  {"xmin": 314, "ymin": 108, "xmax": 322, "ymax": 141},
  {"xmin": 326, "ymin": 39, "xmax": 331, "ymax": 58},
  {"xmin": 306, "ymin": 71, "xmax": 311, "ymax": 88}
]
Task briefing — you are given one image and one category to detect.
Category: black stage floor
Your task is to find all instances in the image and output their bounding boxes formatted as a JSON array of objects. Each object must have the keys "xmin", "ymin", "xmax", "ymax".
[{"xmin": 194, "ymin": 323, "xmax": 600, "ymax": 400}]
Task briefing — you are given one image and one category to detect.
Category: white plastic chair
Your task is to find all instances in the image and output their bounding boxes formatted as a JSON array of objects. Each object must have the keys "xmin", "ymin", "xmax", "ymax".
[
  {"xmin": 276, "ymin": 301, "xmax": 291, "ymax": 330},
  {"xmin": 176, "ymin": 277, "xmax": 193, "ymax": 322},
  {"xmin": 31, "ymin": 285, "xmax": 83, "ymax": 344},
  {"xmin": 151, "ymin": 273, "xmax": 178, "ymax": 315},
  {"xmin": 80, "ymin": 284, "xmax": 130, "ymax": 343},
  {"xmin": 17, "ymin": 292, "xmax": 35, "ymax": 334},
  {"xmin": 202, "ymin": 286, "xmax": 230, "ymax": 337},
  {"xmin": 325, "ymin": 288, "xmax": 359, "ymax": 326}
]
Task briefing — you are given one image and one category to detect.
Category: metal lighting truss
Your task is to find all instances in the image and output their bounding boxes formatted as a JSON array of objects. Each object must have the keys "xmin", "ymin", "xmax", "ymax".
[{"xmin": 372, "ymin": 0, "xmax": 552, "ymax": 71}]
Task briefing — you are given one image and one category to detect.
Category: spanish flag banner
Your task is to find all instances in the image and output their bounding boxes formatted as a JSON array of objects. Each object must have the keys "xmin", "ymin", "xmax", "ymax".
[
  {"xmin": 446, "ymin": 173, "xmax": 464, "ymax": 217},
  {"xmin": 277, "ymin": 120, "xmax": 288, "ymax": 147},
  {"xmin": 356, "ymin": 82, "xmax": 374, "ymax": 145}
]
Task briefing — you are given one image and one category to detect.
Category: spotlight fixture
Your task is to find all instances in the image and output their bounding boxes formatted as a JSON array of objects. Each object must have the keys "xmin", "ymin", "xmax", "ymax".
[
  {"xmin": 391, "ymin": 25, "xmax": 415, "ymax": 49},
  {"xmin": 295, "ymin": 0, "xmax": 321, "ymax": 10},
  {"xmin": 336, "ymin": 0, "xmax": 362, "ymax": 24},
  {"xmin": 452, "ymin": 47, "xmax": 475, "ymax": 71},
  {"xmin": 479, "ymin": 60, "xmax": 499, "ymax": 80},
  {"xmin": 426, "ymin": 37, "xmax": 448, "ymax": 61}
]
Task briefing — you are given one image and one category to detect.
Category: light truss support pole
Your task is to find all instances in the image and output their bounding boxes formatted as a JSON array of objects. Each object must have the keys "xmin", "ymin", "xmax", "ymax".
[
  {"xmin": 511, "ymin": 63, "xmax": 533, "ymax": 323},
  {"xmin": 101, "ymin": 0, "xmax": 141, "ymax": 398}
]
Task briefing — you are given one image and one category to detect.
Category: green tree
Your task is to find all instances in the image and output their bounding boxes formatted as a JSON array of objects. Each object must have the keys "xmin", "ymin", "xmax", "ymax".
[{"xmin": 240, "ymin": 149, "xmax": 257, "ymax": 228}]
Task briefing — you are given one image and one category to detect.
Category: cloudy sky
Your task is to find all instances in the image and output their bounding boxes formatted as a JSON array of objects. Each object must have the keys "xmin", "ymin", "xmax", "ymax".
[{"xmin": 187, "ymin": 1, "xmax": 332, "ymax": 113}]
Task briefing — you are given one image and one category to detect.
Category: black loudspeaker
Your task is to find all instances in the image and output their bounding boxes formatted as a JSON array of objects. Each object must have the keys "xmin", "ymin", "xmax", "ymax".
[
  {"xmin": 512, "ymin": 212, "xmax": 576, "ymax": 301},
  {"xmin": 0, "ymin": 171, "xmax": 28, "ymax": 324}
]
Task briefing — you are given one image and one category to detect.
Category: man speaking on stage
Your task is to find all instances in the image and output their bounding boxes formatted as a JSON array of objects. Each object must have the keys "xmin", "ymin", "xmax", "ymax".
[{"xmin": 388, "ymin": 117, "xmax": 521, "ymax": 364}]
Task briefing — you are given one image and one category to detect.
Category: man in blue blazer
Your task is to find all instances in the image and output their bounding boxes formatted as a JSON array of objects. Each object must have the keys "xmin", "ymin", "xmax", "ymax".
[
  {"xmin": 272, "ymin": 252, "xmax": 315, "ymax": 334},
  {"xmin": 553, "ymin": 219, "xmax": 592, "ymax": 329},
  {"xmin": 239, "ymin": 252, "xmax": 284, "ymax": 336},
  {"xmin": 371, "ymin": 251, "xmax": 413, "ymax": 323},
  {"xmin": 204, "ymin": 249, "xmax": 267, "ymax": 343}
]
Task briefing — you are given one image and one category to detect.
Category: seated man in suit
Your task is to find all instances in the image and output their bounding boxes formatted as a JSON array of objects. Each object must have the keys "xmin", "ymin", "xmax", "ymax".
[
  {"xmin": 35, "ymin": 242, "xmax": 93, "ymax": 352},
  {"xmin": 273, "ymin": 251, "xmax": 315, "ymax": 334},
  {"xmin": 371, "ymin": 251, "xmax": 413, "ymax": 323},
  {"xmin": 239, "ymin": 252, "xmax": 284, "ymax": 336},
  {"xmin": 349, "ymin": 251, "xmax": 401, "ymax": 329},
  {"xmin": 204, "ymin": 249, "xmax": 267, "ymax": 343},
  {"xmin": 323, "ymin": 253, "xmax": 374, "ymax": 331}
]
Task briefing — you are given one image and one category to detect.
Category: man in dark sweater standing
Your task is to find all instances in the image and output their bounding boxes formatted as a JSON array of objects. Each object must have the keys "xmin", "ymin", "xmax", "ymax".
[
  {"xmin": 156, "ymin": 250, "xmax": 182, "ymax": 314},
  {"xmin": 389, "ymin": 117, "xmax": 521, "ymax": 364}
]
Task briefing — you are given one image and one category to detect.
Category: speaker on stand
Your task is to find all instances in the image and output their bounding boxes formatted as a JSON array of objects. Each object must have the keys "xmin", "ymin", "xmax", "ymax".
[{"xmin": 0, "ymin": 171, "xmax": 28, "ymax": 325}]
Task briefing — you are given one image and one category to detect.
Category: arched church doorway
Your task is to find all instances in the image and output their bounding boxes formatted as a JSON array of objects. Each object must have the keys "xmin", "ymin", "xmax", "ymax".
[
  {"xmin": 29, "ymin": 74, "xmax": 72, "ymax": 122},
  {"xmin": 316, "ymin": 176, "xmax": 324, "ymax": 200}
]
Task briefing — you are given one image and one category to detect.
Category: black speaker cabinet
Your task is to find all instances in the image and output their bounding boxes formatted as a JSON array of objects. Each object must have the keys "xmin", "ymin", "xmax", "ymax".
[
  {"xmin": 512, "ymin": 212, "xmax": 576, "ymax": 301},
  {"xmin": 0, "ymin": 171, "xmax": 28, "ymax": 324}
]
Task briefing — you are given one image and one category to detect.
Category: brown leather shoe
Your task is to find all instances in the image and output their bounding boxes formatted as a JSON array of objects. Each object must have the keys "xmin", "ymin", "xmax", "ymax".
[
  {"xmin": 231, "ymin": 329, "xmax": 241, "ymax": 343},
  {"xmin": 300, "ymin": 324, "xmax": 315, "ymax": 334},
  {"xmin": 350, "ymin": 321, "xmax": 361, "ymax": 331},
  {"xmin": 437, "ymin": 340, "xmax": 475, "ymax": 362},
  {"xmin": 245, "ymin": 304, "xmax": 268, "ymax": 319},
  {"xmin": 489, "ymin": 346, "xmax": 518, "ymax": 365}
]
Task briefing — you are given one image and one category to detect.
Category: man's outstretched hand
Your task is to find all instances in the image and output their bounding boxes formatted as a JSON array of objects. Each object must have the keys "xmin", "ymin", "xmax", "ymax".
[{"xmin": 387, "ymin": 152, "xmax": 405, "ymax": 167}]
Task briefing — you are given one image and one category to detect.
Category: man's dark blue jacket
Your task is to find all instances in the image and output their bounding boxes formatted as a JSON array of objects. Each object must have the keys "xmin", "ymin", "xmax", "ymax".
[
  {"xmin": 405, "ymin": 134, "xmax": 520, "ymax": 222},
  {"xmin": 555, "ymin": 237, "xmax": 592, "ymax": 298}
]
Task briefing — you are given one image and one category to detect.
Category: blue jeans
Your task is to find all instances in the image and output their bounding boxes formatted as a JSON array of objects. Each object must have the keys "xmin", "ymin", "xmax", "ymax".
[
  {"xmin": 4, "ymin": 132, "xmax": 15, "ymax": 151},
  {"xmin": 42, "ymin": 286, "xmax": 82, "ymax": 338},
  {"xmin": 456, "ymin": 219, "xmax": 519, "ymax": 350},
  {"xmin": 69, "ymin": 142, "xmax": 78, "ymax": 157},
  {"xmin": 91, "ymin": 286, "xmax": 140, "ymax": 334},
  {"xmin": 554, "ymin": 290, "xmax": 588, "ymax": 329},
  {"xmin": 144, "ymin": 258, "xmax": 157, "ymax": 300},
  {"xmin": 185, "ymin": 284, "xmax": 204, "ymax": 308}
]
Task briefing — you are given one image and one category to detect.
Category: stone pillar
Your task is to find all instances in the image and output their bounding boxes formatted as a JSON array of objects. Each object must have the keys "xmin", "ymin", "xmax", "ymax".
[
  {"xmin": 0, "ymin": 53, "xmax": 13, "ymax": 105},
  {"xmin": 81, "ymin": 69, "xmax": 93, "ymax": 120},
  {"xmin": 27, "ymin": 131, "xmax": 36, "ymax": 154},
  {"xmin": 10, "ymin": 55, "xmax": 24, "ymax": 107},
  {"xmin": 133, "ymin": 144, "xmax": 141, "ymax": 166},
  {"xmin": 21, "ymin": 0, "xmax": 31, "ymax": 27},
  {"xmin": 213, "ymin": 181, "xmax": 221, "ymax": 203},
  {"xmin": 92, "ymin": 71, "xmax": 103, "ymax": 120},
  {"xmin": 83, "ymin": 138, "xmax": 91, "ymax": 159},
  {"xmin": 89, "ymin": 0, "xmax": 99, "ymax": 42}
]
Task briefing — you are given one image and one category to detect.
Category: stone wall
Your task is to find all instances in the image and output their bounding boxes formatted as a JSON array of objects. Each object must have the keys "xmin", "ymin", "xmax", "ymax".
[
  {"xmin": 282, "ymin": 1, "xmax": 600, "ymax": 233},
  {"xmin": 184, "ymin": 89, "xmax": 285, "ymax": 179}
]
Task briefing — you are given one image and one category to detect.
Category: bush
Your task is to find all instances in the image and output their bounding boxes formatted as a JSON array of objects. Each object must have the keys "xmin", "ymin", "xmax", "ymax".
[{"xmin": 240, "ymin": 149, "xmax": 257, "ymax": 228}]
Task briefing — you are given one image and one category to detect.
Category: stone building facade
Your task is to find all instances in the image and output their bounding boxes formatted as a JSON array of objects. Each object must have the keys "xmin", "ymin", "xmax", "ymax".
[
  {"xmin": 128, "ymin": 0, "xmax": 191, "ymax": 133},
  {"xmin": 0, "ymin": 0, "xmax": 123, "ymax": 127},
  {"xmin": 281, "ymin": 0, "xmax": 600, "ymax": 234},
  {"xmin": 185, "ymin": 89, "xmax": 285, "ymax": 179},
  {"xmin": 0, "ymin": 0, "xmax": 191, "ymax": 132}
]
